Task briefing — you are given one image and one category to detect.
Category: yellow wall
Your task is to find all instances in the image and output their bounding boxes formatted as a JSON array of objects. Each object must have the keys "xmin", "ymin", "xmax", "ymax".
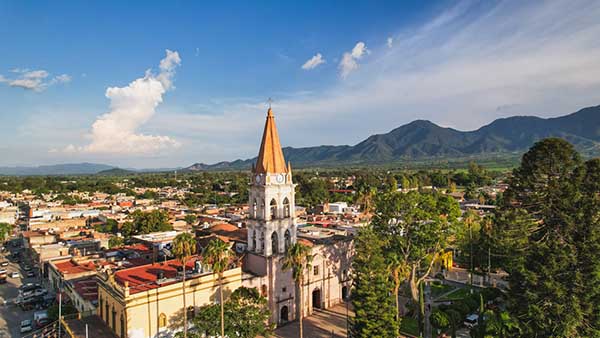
[{"xmin": 98, "ymin": 268, "xmax": 242, "ymax": 338}]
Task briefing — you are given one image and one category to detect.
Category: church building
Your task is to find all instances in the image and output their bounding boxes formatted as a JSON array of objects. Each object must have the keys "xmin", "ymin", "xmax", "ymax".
[{"xmin": 242, "ymin": 107, "xmax": 353, "ymax": 325}]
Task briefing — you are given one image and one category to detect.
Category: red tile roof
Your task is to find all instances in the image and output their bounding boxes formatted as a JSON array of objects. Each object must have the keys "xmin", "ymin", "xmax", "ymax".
[
  {"xmin": 72, "ymin": 277, "xmax": 98, "ymax": 302},
  {"xmin": 55, "ymin": 260, "xmax": 96, "ymax": 275},
  {"xmin": 114, "ymin": 256, "xmax": 202, "ymax": 294}
]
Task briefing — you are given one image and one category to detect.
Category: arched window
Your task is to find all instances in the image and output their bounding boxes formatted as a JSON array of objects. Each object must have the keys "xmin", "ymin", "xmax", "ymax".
[
  {"xmin": 252, "ymin": 199, "xmax": 257, "ymax": 218},
  {"xmin": 187, "ymin": 306, "xmax": 195, "ymax": 320},
  {"xmin": 260, "ymin": 200, "xmax": 265, "ymax": 218},
  {"xmin": 261, "ymin": 284, "xmax": 268, "ymax": 297},
  {"xmin": 251, "ymin": 230, "xmax": 256, "ymax": 252},
  {"xmin": 283, "ymin": 197, "xmax": 290, "ymax": 218},
  {"xmin": 270, "ymin": 199, "xmax": 277, "ymax": 219},
  {"xmin": 284, "ymin": 230, "xmax": 291, "ymax": 252},
  {"xmin": 99, "ymin": 297, "xmax": 103, "ymax": 320},
  {"xmin": 260, "ymin": 232, "xmax": 265, "ymax": 253},
  {"xmin": 158, "ymin": 313, "xmax": 167, "ymax": 328},
  {"xmin": 120, "ymin": 315, "xmax": 125, "ymax": 338},
  {"xmin": 105, "ymin": 303, "xmax": 109, "ymax": 324},
  {"xmin": 271, "ymin": 231, "xmax": 279, "ymax": 254}
]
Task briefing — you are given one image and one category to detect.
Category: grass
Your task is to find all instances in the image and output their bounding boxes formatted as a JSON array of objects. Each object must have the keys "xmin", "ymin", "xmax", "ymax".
[
  {"xmin": 400, "ymin": 316, "xmax": 419, "ymax": 337},
  {"xmin": 439, "ymin": 287, "xmax": 476, "ymax": 301},
  {"xmin": 430, "ymin": 283, "xmax": 456, "ymax": 298}
]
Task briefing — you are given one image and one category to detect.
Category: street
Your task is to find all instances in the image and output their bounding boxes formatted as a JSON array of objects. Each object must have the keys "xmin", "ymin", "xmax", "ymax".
[{"xmin": 0, "ymin": 242, "xmax": 44, "ymax": 338}]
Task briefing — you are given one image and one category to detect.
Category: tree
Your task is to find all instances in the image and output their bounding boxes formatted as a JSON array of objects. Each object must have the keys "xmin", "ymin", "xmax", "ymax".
[
  {"xmin": 0, "ymin": 223, "xmax": 12, "ymax": 241},
  {"xmin": 386, "ymin": 252, "xmax": 408, "ymax": 322},
  {"xmin": 203, "ymin": 238, "xmax": 231, "ymax": 338},
  {"xmin": 108, "ymin": 236, "xmax": 124, "ymax": 248},
  {"xmin": 372, "ymin": 191, "xmax": 460, "ymax": 303},
  {"xmin": 173, "ymin": 232, "xmax": 196, "ymax": 338},
  {"xmin": 351, "ymin": 227, "xmax": 399, "ymax": 337},
  {"xmin": 185, "ymin": 286, "xmax": 273, "ymax": 338},
  {"xmin": 430, "ymin": 309, "xmax": 450, "ymax": 332},
  {"xmin": 184, "ymin": 214, "xmax": 197, "ymax": 227},
  {"xmin": 282, "ymin": 242, "xmax": 313, "ymax": 338},
  {"xmin": 495, "ymin": 138, "xmax": 585, "ymax": 336}
]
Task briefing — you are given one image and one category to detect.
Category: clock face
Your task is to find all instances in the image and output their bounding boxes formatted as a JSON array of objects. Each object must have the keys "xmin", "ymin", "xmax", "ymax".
[
  {"xmin": 276, "ymin": 174, "xmax": 284, "ymax": 183},
  {"xmin": 255, "ymin": 175, "xmax": 261, "ymax": 183}
]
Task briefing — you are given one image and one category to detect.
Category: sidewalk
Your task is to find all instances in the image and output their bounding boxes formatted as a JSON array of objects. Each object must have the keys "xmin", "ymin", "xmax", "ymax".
[{"xmin": 274, "ymin": 303, "xmax": 352, "ymax": 338}]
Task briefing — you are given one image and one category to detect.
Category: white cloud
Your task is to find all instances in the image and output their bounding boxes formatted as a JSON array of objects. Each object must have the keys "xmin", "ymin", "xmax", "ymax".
[
  {"xmin": 387, "ymin": 37, "xmax": 393, "ymax": 48},
  {"xmin": 0, "ymin": 69, "xmax": 71, "ymax": 91},
  {"xmin": 339, "ymin": 42, "xmax": 369, "ymax": 78},
  {"xmin": 65, "ymin": 49, "xmax": 182, "ymax": 155},
  {"xmin": 301, "ymin": 53, "xmax": 326, "ymax": 70}
]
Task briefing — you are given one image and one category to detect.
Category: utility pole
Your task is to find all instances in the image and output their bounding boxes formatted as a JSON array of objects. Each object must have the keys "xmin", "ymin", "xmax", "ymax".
[
  {"xmin": 58, "ymin": 291, "xmax": 62, "ymax": 338},
  {"xmin": 469, "ymin": 220, "xmax": 473, "ymax": 285}
]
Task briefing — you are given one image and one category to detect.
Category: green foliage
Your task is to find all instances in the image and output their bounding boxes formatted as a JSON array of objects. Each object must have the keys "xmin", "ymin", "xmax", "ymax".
[
  {"xmin": 108, "ymin": 236, "xmax": 124, "ymax": 248},
  {"xmin": 127, "ymin": 209, "xmax": 172, "ymax": 237},
  {"xmin": 173, "ymin": 232, "xmax": 196, "ymax": 263},
  {"xmin": 431, "ymin": 309, "xmax": 450, "ymax": 330},
  {"xmin": 184, "ymin": 287, "xmax": 273, "ymax": 338},
  {"xmin": 0, "ymin": 222, "xmax": 12, "ymax": 241},
  {"xmin": 47, "ymin": 303, "xmax": 77, "ymax": 321},
  {"xmin": 494, "ymin": 138, "xmax": 600, "ymax": 337},
  {"xmin": 351, "ymin": 227, "xmax": 399, "ymax": 337},
  {"xmin": 372, "ymin": 190, "xmax": 460, "ymax": 303},
  {"xmin": 183, "ymin": 214, "xmax": 197, "ymax": 226}
]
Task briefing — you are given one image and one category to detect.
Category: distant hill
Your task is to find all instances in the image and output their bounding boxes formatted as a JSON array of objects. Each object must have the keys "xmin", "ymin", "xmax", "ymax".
[
  {"xmin": 186, "ymin": 104, "xmax": 600, "ymax": 170},
  {"xmin": 0, "ymin": 163, "xmax": 115, "ymax": 176},
  {"xmin": 96, "ymin": 168, "xmax": 136, "ymax": 176}
]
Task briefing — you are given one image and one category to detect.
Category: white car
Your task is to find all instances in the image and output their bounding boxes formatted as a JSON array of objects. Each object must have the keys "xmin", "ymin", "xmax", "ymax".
[
  {"xmin": 10, "ymin": 272, "xmax": 19, "ymax": 278},
  {"xmin": 20, "ymin": 319, "xmax": 33, "ymax": 333}
]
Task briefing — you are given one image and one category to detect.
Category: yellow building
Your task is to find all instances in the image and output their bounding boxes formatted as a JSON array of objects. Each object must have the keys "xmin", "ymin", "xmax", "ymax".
[{"xmin": 96, "ymin": 256, "xmax": 242, "ymax": 338}]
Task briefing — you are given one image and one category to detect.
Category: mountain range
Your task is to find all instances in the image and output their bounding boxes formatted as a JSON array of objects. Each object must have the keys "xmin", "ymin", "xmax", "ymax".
[
  {"xmin": 1, "ymin": 105, "xmax": 599, "ymax": 175},
  {"xmin": 186, "ymin": 104, "xmax": 600, "ymax": 170}
]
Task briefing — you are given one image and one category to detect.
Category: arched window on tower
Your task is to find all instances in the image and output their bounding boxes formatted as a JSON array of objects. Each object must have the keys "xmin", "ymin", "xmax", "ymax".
[
  {"xmin": 271, "ymin": 231, "xmax": 279, "ymax": 254},
  {"xmin": 260, "ymin": 232, "xmax": 265, "ymax": 253},
  {"xmin": 284, "ymin": 230, "xmax": 291, "ymax": 252},
  {"xmin": 158, "ymin": 313, "xmax": 167, "ymax": 328},
  {"xmin": 261, "ymin": 200, "xmax": 265, "ymax": 219},
  {"xmin": 251, "ymin": 230, "xmax": 256, "ymax": 252},
  {"xmin": 270, "ymin": 199, "xmax": 277, "ymax": 219},
  {"xmin": 283, "ymin": 197, "xmax": 290, "ymax": 218},
  {"xmin": 252, "ymin": 199, "xmax": 257, "ymax": 218}
]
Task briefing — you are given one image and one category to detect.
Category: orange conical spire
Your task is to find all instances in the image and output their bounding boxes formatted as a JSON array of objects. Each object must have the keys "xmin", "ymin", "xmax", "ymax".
[{"xmin": 255, "ymin": 108, "xmax": 287, "ymax": 174}]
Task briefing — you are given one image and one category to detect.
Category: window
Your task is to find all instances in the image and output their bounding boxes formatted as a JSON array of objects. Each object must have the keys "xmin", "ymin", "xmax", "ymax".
[
  {"xmin": 120, "ymin": 315, "xmax": 125, "ymax": 338},
  {"xmin": 187, "ymin": 306, "xmax": 195, "ymax": 320},
  {"xmin": 251, "ymin": 231, "xmax": 256, "ymax": 252},
  {"xmin": 283, "ymin": 197, "xmax": 290, "ymax": 218},
  {"xmin": 313, "ymin": 266, "xmax": 319, "ymax": 276},
  {"xmin": 270, "ymin": 199, "xmax": 277, "ymax": 219},
  {"xmin": 282, "ymin": 287, "xmax": 287, "ymax": 293},
  {"xmin": 284, "ymin": 230, "xmax": 291, "ymax": 252},
  {"xmin": 99, "ymin": 298, "xmax": 103, "ymax": 320},
  {"xmin": 252, "ymin": 199, "xmax": 257, "ymax": 218},
  {"xmin": 261, "ymin": 285, "xmax": 268, "ymax": 297},
  {"xmin": 271, "ymin": 231, "xmax": 279, "ymax": 254},
  {"xmin": 260, "ymin": 232, "xmax": 265, "ymax": 253},
  {"xmin": 158, "ymin": 313, "xmax": 167, "ymax": 328}
]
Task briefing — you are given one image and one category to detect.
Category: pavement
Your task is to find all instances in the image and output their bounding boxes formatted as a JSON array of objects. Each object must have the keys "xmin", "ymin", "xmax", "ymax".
[
  {"xmin": 274, "ymin": 303, "xmax": 352, "ymax": 338},
  {"xmin": 0, "ymin": 241, "xmax": 45, "ymax": 338}
]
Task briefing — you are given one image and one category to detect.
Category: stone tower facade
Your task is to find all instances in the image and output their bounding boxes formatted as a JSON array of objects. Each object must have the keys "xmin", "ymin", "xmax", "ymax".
[{"xmin": 247, "ymin": 107, "xmax": 297, "ymax": 257}]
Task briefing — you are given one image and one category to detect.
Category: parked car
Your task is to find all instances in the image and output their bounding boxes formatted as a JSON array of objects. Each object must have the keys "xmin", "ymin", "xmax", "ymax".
[
  {"xmin": 464, "ymin": 313, "xmax": 479, "ymax": 328},
  {"xmin": 33, "ymin": 289, "xmax": 47, "ymax": 297},
  {"xmin": 10, "ymin": 272, "xmax": 20, "ymax": 278},
  {"xmin": 20, "ymin": 320, "xmax": 33, "ymax": 333},
  {"xmin": 26, "ymin": 271, "xmax": 36, "ymax": 278},
  {"xmin": 0, "ymin": 268, "xmax": 6, "ymax": 275},
  {"xmin": 23, "ymin": 265, "xmax": 32, "ymax": 271},
  {"xmin": 0, "ymin": 260, "xmax": 8, "ymax": 266}
]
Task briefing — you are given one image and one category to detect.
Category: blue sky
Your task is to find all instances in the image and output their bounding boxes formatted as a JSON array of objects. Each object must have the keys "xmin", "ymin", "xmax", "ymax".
[{"xmin": 1, "ymin": 1, "xmax": 600, "ymax": 168}]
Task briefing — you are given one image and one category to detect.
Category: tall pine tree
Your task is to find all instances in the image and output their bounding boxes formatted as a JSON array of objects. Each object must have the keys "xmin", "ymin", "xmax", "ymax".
[{"xmin": 351, "ymin": 227, "xmax": 399, "ymax": 337}]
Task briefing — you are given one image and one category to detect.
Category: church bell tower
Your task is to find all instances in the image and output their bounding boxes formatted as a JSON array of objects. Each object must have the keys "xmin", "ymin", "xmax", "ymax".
[{"xmin": 247, "ymin": 107, "xmax": 296, "ymax": 256}]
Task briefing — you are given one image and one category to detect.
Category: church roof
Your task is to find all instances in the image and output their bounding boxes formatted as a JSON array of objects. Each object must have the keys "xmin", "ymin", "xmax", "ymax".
[{"xmin": 255, "ymin": 108, "xmax": 288, "ymax": 174}]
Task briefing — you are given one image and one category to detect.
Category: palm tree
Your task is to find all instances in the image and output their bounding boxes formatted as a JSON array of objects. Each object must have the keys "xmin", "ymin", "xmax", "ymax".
[
  {"xmin": 173, "ymin": 232, "xmax": 196, "ymax": 338},
  {"xmin": 282, "ymin": 242, "xmax": 313, "ymax": 338},
  {"xmin": 204, "ymin": 239, "xmax": 231, "ymax": 338},
  {"xmin": 0, "ymin": 222, "xmax": 12, "ymax": 241}
]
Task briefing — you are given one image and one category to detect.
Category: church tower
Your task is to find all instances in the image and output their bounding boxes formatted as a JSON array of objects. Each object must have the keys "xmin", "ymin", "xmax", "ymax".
[{"xmin": 247, "ymin": 107, "xmax": 296, "ymax": 256}]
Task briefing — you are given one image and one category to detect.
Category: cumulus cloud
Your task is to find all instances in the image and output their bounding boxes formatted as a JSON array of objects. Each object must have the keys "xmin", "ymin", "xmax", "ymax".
[
  {"xmin": 339, "ymin": 42, "xmax": 369, "ymax": 78},
  {"xmin": 387, "ymin": 37, "xmax": 393, "ymax": 48},
  {"xmin": 301, "ymin": 53, "xmax": 326, "ymax": 70},
  {"xmin": 65, "ymin": 49, "xmax": 182, "ymax": 155},
  {"xmin": 0, "ymin": 69, "xmax": 70, "ymax": 91}
]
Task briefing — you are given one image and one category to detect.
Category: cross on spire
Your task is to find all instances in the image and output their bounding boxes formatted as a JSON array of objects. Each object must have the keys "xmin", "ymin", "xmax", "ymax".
[{"xmin": 267, "ymin": 97, "xmax": 273, "ymax": 109}]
